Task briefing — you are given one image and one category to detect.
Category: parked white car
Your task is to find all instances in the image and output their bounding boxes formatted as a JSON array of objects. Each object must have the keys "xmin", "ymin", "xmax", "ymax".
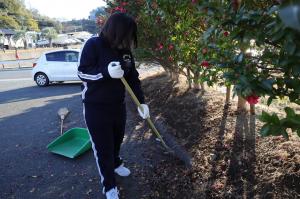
[
  {"xmin": 36, "ymin": 39, "xmax": 50, "ymax": 47},
  {"xmin": 32, "ymin": 49, "xmax": 81, "ymax": 86}
]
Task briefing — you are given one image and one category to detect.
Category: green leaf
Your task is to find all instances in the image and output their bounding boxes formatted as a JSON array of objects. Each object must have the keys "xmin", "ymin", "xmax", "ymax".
[
  {"xmin": 259, "ymin": 111, "xmax": 271, "ymax": 122},
  {"xmin": 279, "ymin": 5, "xmax": 300, "ymax": 31},
  {"xmin": 239, "ymin": 75, "xmax": 249, "ymax": 86},
  {"xmin": 285, "ymin": 41, "xmax": 297, "ymax": 55},
  {"xmin": 268, "ymin": 5, "xmax": 279, "ymax": 15},
  {"xmin": 261, "ymin": 79, "xmax": 274, "ymax": 91},
  {"xmin": 292, "ymin": 65, "xmax": 300, "ymax": 76},
  {"xmin": 237, "ymin": 53, "xmax": 244, "ymax": 63},
  {"xmin": 271, "ymin": 29, "xmax": 285, "ymax": 42},
  {"xmin": 270, "ymin": 113, "xmax": 280, "ymax": 124},
  {"xmin": 270, "ymin": 126, "xmax": 285, "ymax": 136},
  {"xmin": 290, "ymin": 118, "xmax": 300, "ymax": 125},
  {"xmin": 284, "ymin": 107, "xmax": 296, "ymax": 117},
  {"xmin": 265, "ymin": 21, "xmax": 277, "ymax": 29},
  {"xmin": 260, "ymin": 124, "xmax": 271, "ymax": 137},
  {"xmin": 294, "ymin": 86, "xmax": 300, "ymax": 94},
  {"xmin": 289, "ymin": 93, "xmax": 300, "ymax": 102},
  {"xmin": 281, "ymin": 118, "xmax": 297, "ymax": 129},
  {"xmin": 295, "ymin": 99, "xmax": 300, "ymax": 105},
  {"xmin": 267, "ymin": 96, "xmax": 274, "ymax": 106},
  {"xmin": 281, "ymin": 129, "xmax": 289, "ymax": 139},
  {"xmin": 203, "ymin": 27, "xmax": 214, "ymax": 41}
]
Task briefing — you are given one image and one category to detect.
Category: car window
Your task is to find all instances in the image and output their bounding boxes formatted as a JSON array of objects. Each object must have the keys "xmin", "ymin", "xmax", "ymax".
[
  {"xmin": 65, "ymin": 51, "xmax": 79, "ymax": 62},
  {"xmin": 46, "ymin": 52, "xmax": 66, "ymax": 62},
  {"xmin": 45, "ymin": 51, "xmax": 79, "ymax": 62}
]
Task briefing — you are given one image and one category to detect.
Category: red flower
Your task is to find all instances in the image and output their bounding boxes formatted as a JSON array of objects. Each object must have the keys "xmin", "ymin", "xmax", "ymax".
[
  {"xmin": 121, "ymin": 2, "xmax": 128, "ymax": 7},
  {"xmin": 223, "ymin": 31, "xmax": 229, "ymax": 37},
  {"xmin": 246, "ymin": 95, "xmax": 259, "ymax": 105},
  {"xmin": 191, "ymin": 0, "xmax": 197, "ymax": 4},
  {"xmin": 158, "ymin": 43, "xmax": 164, "ymax": 50},
  {"xmin": 168, "ymin": 44, "xmax": 174, "ymax": 51},
  {"xmin": 201, "ymin": 60, "xmax": 210, "ymax": 67},
  {"xmin": 155, "ymin": 43, "xmax": 163, "ymax": 51},
  {"xmin": 113, "ymin": 6, "xmax": 127, "ymax": 13},
  {"xmin": 168, "ymin": 56, "xmax": 174, "ymax": 62}
]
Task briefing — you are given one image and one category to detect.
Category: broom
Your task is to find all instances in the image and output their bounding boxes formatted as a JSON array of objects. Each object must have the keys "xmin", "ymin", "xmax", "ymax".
[
  {"xmin": 57, "ymin": 107, "xmax": 70, "ymax": 135},
  {"xmin": 121, "ymin": 77, "xmax": 192, "ymax": 168}
]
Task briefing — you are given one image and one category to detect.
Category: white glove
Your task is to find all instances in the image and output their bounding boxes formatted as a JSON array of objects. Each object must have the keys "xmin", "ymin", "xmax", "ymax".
[
  {"xmin": 108, "ymin": 61, "xmax": 124, "ymax": 79},
  {"xmin": 137, "ymin": 104, "xmax": 150, "ymax": 119}
]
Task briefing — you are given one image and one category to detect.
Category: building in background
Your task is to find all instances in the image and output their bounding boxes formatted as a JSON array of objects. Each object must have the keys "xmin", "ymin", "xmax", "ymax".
[{"xmin": 0, "ymin": 29, "xmax": 16, "ymax": 49}]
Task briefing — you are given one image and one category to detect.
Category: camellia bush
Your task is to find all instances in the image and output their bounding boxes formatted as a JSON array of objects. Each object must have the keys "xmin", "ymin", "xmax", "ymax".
[{"xmin": 104, "ymin": 0, "xmax": 300, "ymax": 138}]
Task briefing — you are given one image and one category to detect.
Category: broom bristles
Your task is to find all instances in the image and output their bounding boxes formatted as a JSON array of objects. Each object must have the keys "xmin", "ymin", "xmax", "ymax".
[{"xmin": 154, "ymin": 118, "xmax": 193, "ymax": 168}]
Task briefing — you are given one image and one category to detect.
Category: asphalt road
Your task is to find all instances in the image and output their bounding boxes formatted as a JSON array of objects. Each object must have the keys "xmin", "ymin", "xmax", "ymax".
[
  {"xmin": 0, "ymin": 69, "xmax": 153, "ymax": 199},
  {"xmin": 0, "ymin": 68, "xmax": 32, "ymax": 82},
  {"xmin": 0, "ymin": 69, "xmax": 97, "ymax": 198}
]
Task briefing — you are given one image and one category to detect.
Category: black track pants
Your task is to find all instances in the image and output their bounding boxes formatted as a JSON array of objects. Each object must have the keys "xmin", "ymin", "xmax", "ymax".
[{"xmin": 83, "ymin": 102, "xmax": 126, "ymax": 192}]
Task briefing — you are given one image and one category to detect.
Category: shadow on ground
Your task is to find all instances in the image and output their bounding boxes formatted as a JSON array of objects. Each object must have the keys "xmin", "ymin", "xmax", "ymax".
[{"xmin": 139, "ymin": 73, "xmax": 259, "ymax": 199}]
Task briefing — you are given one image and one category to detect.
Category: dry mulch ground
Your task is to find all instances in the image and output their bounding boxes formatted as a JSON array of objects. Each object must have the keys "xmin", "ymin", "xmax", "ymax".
[{"xmin": 136, "ymin": 72, "xmax": 300, "ymax": 199}]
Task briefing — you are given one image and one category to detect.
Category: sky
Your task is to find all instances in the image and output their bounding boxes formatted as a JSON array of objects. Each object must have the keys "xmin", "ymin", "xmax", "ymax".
[{"xmin": 24, "ymin": 0, "xmax": 106, "ymax": 21}]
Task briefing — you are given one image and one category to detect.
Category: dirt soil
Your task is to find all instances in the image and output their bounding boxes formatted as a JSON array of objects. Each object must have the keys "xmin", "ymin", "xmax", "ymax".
[
  {"xmin": 1, "ymin": 66, "xmax": 298, "ymax": 199},
  {"xmin": 136, "ymin": 72, "xmax": 300, "ymax": 199}
]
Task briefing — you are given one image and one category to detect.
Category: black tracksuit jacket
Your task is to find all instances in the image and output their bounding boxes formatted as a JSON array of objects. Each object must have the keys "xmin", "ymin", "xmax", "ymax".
[{"xmin": 77, "ymin": 36, "xmax": 144, "ymax": 105}]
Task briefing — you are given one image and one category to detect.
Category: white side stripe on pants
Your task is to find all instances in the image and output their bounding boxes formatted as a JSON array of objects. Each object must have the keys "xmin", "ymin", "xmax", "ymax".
[{"xmin": 82, "ymin": 82, "xmax": 105, "ymax": 192}]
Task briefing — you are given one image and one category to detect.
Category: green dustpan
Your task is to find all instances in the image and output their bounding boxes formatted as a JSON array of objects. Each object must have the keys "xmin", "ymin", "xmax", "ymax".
[{"xmin": 47, "ymin": 127, "xmax": 92, "ymax": 158}]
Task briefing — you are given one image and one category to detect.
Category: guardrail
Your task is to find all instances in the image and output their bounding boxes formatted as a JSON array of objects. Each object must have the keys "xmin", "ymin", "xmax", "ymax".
[{"xmin": 0, "ymin": 59, "xmax": 37, "ymax": 70}]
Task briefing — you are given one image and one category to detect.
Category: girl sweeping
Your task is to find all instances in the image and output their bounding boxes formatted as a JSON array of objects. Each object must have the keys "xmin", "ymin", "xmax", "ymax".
[{"xmin": 78, "ymin": 12, "xmax": 150, "ymax": 199}]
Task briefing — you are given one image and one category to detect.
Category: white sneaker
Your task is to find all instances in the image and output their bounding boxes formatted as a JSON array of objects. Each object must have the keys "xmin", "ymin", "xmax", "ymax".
[
  {"xmin": 114, "ymin": 164, "xmax": 131, "ymax": 177},
  {"xmin": 106, "ymin": 187, "xmax": 119, "ymax": 199}
]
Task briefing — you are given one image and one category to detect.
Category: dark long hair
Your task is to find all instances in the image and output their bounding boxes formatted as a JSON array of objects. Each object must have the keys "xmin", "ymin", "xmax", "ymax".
[{"xmin": 101, "ymin": 12, "xmax": 137, "ymax": 50}]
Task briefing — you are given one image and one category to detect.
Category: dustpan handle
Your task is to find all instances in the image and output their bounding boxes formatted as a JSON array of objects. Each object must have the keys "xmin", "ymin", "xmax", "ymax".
[
  {"xmin": 60, "ymin": 119, "xmax": 64, "ymax": 135},
  {"xmin": 120, "ymin": 77, "xmax": 169, "ymax": 150}
]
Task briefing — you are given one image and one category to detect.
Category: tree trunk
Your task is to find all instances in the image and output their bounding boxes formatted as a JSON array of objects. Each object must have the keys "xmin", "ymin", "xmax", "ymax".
[
  {"xmin": 237, "ymin": 96, "xmax": 247, "ymax": 112},
  {"xmin": 193, "ymin": 71, "xmax": 200, "ymax": 90},
  {"xmin": 250, "ymin": 104, "xmax": 255, "ymax": 115},
  {"xmin": 200, "ymin": 82, "xmax": 205, "ymax": 94},
  {"xmin": 7, "ymin": 35, "xmax": 13, "ymax": 49},
  {"xmin": 187, "ymin": 68, "xmax": 192, "ymax": 89},
  {"xmin": 23, "ymin": 39, "xmax": 28, "ymax": 49},
  {"xmin": 225, "ymin": 85, "xmax": 231, "ymax": 104},
  {"xmin": 171, "ymin": 71, "xmax": 178, "ymax": 81},
  {"xmin": 49, "ymin": 38, "xmax": 52, "ymax": 47},
  {"xmin": 166, "ymin": 69, "xmax": 170, "ymax": 76}
]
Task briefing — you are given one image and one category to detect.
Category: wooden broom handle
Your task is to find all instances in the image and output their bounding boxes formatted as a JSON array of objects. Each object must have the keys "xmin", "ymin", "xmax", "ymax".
[{"xmin": 120, "ymin": 77, "xmax": 169, "ymax": 150}]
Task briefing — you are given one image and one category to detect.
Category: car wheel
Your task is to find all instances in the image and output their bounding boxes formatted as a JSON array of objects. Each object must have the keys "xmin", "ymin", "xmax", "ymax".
[{"xmin": 35, "ymin": 73, "xmax": 49, "ymax": 87}]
